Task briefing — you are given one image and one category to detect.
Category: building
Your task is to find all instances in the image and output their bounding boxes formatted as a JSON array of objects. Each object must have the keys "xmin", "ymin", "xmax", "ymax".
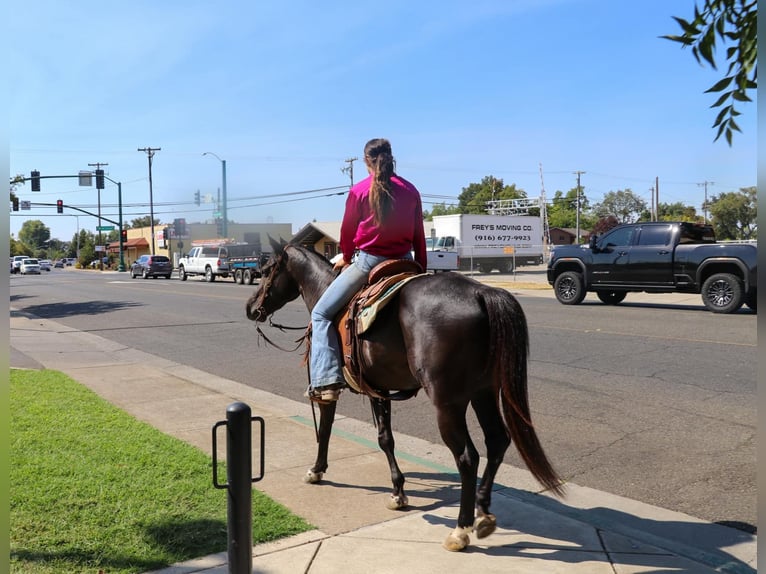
[{"xmin": 108, "ymin": 222, "xmax": 293, "ymax": 267}]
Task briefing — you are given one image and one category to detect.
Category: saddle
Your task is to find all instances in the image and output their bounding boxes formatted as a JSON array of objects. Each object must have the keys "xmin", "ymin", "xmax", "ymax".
[{"xmin": 336, "ymin": 259, "xmax": 424, "ymax": 400}]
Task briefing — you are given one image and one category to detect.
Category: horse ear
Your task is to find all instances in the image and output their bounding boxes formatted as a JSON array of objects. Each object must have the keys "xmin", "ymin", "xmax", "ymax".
[{"xmin": 268, "ymin": 234, "xmax": 284, "ymax": 255}]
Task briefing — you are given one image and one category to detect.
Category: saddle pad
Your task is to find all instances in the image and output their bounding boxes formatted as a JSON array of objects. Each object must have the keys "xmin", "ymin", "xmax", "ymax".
[{"xmin": 357, "ymin": 274, "xmax": 421, "ymax": 334}]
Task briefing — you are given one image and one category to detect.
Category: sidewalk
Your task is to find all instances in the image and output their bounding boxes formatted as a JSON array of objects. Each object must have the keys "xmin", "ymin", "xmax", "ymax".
[{"xmin": 9, "ymin": 282, "xmax": 757, "ymax": 574}]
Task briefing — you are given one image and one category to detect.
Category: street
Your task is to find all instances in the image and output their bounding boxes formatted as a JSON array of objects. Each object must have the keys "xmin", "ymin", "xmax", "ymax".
[{"xmin": 9, "ymin": 268, "xmax": 757, "ymax": 533}]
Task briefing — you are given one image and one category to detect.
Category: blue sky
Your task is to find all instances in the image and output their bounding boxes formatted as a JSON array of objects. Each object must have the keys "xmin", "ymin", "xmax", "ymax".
[{"xmin": 10, "ymin": 0, "xmax": 757, "ymax": 243}]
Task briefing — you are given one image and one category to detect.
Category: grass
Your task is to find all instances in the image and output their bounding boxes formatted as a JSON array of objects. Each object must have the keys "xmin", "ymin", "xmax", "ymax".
[{"xmin": 10, "ymin": 369, "xmax": 312, "ymax": 574}]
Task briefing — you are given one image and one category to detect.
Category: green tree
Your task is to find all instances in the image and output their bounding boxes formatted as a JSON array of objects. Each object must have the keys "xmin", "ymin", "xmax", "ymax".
[
  {"xmin": 641, "ymin": 202, "xmax": 700, "ymax": 222},
  {"xmin": 457, "ymin": 176, "xmax": 526, "ymax": 214},
  {"xmin": 593, "ymin": 189, "xmax": 647, "ymax": 224},
  {"xmin": 18, "ymin": 220, "xmax": 51, "ymax": 250},
  {"xmin": 547, "ymin": 188, "xmax": 595, "ymax": 231},
  {"xmin": 423, "ymin": 202, "xmax": 460, "ymax": 220},
  {"xmin": 709, "ymin": 186, "xmax": 757, "ymax": 239},
  {"xmin": 131, "ymin": 215, "xmax": 161, "ymax": 228},
  {"xmin": 663, "ymin": 0, "xmax": 757, "ymax": 144}
]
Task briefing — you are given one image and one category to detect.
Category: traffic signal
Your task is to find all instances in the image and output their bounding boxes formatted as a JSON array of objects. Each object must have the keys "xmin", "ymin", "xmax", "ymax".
[
  {"xmin": 12, "ymin": 197, "xmax": 19, "ymax": 211},
  {"xmin": 162, "ymin": 228, "xmax": 169, "ymax": 241},
  {"xmin": 194, "ymin": 190, "xmax": 200, "ymax": 206},
  {"xmin": 174, "ymin": 218, "xmax": 186, "ymax": 237},
  {"xmin": 31, "ymin": 170, "xmax": 41, "ymax": 192},
  {"xmin": 56, "ymin": 199, "xmax": 63, "ymax": 214},
  {"xmin": 120, "ymin": 228, "xmax": 128, "ymax": 242},
  {"xmin": 95, "ymin": 169, "xmax": 105, "ymax": 190},
  {"xmin": 216, "ymin": 217, "xmax": 223, "ymax": 237}
]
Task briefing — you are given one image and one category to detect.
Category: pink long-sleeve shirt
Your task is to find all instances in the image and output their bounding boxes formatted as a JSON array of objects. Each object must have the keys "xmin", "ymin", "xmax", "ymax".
[{"xmin": 339, "ymin": 174, "xmax": 427, "ymax": 270}]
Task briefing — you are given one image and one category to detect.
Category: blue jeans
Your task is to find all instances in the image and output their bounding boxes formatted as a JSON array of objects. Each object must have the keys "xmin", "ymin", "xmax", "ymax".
[{"xmin": 310, "ymin": 251, "xmax": 407, "ymax": 388}]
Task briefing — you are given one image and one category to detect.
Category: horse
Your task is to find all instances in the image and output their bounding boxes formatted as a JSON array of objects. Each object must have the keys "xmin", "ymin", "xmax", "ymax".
[{"xmin": 245, "ymin": 239, "xmax": 565, "ymax": 551}]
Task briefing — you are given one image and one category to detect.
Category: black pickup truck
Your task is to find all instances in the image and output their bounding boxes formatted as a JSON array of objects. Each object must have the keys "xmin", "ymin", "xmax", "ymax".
[{"xmin": 547, "ymin": 221, "xmax": 757, "ymax": 313}]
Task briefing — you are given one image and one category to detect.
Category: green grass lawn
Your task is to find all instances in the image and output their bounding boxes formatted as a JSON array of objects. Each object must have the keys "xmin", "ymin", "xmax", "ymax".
[{"xmin": 10, "ymin": 369, "xmax": 312, "ymax": 574}]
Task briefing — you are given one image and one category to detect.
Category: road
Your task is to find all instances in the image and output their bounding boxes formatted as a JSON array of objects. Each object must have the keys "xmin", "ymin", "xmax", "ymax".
[{"xmin": 9, "ymin": 268, "xmax": 757, "ymax": 533}]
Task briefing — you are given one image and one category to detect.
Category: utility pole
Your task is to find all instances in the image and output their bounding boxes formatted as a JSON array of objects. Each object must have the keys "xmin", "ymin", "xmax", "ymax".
[
  {"xmin": 138, "ymin": 147, "xmax": 161, "ymax": 254},
  {"xmin": 88, "ymin": 162, "xmax": 108, "ymax": 270},
  {"xmin": 341, "ymin": 157, "xmax": 358, "ymax": 187},
  {"xmin": 573, "ymin": 170, "xmax": 585, "ymax": 244},
  {"xmin": 697, "ymin": 180, "xmax": 714, "ymax": 224}
]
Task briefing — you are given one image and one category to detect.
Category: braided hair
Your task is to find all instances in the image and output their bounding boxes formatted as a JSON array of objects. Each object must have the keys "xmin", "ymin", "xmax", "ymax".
[{"xmin": 364, "ymin": 138, "xmax": 395, "ymax": 225}]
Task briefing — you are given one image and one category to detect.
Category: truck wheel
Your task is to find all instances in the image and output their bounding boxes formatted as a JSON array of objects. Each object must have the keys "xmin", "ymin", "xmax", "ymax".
[
  {"xmin": 701, "ymin": 273, "xmax": 743, "ymax": 313},
  {"xmin": 596, "ymin": 290, "xmax": 626, "ymax": 305},
  {"xmin": 178, "ymin": 266, "xmax": 187, "ymax": 281},
  {"xmin": 244, "ymin": 269, "xmax": 254, "ymax": 285},
  {"xmin": 205, "ymin": 267, "xmax": 215, "ymax": 282},
  {"xmin": 745, "ymin": 290, "xmax": 757, "ymax": 312},
  {"xmin": 553, "ymin": 271, "xmax": 586, "ymax": 305},
  {"xmin": 234, "ymin": 269, "xmax": 243, "ymax": 284}
]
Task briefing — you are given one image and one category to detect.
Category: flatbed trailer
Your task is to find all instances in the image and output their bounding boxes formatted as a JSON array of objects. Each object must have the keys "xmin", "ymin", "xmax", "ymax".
[{"xmin": 228, "ymin": 254, "xmax": 269, "ymax": 285}]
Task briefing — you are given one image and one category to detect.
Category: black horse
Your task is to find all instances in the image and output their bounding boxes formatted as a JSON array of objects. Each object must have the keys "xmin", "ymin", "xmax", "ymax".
[{"xmin": 245, "ymin": 239, "xmax": 564, "ymax": 551}]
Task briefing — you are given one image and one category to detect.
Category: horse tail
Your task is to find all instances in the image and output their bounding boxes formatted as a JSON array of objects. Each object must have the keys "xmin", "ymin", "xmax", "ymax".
[{"xmin": 481, "ymin": 287, "xmax": 566, "ymax": 496}]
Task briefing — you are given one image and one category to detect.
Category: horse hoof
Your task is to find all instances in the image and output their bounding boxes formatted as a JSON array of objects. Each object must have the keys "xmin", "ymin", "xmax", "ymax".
[
  {"xmin": 303, "ymin": 470, "xmax": 323, "ymax": 484},
  {"xmin": 442, "ymin": 526, "xmax": 471, "ymax": 552},
  {"xmin": 385, "ymin": 494, "xmax": 408, "ymax": 510},
  {"xmin": 474, "ymin": 513, "xmax": 497, "ymax": 539}
]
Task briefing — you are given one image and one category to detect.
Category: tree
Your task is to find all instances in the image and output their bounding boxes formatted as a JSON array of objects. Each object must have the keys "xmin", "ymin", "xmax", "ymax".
[
  {"xmin": 641, "ymin": 202, "xmax": 700, "ymax": 222},
  {"xmin": 457, "ymin": 176, "xmax": 526, "ymax": 214},
  {"xmin": 663, "ymin": 0, "xmax": 757, "ymax": 145},
  {"xmin": 18, "ymin": 220, "xmax": 51, "ymax": 250},
  {"xmin": 130, "ymin": 215, "xmax": 161, "ymax": 228},
  {"xmin": 592, "ymin": 215, "xmax": 621, "ymax": 236},
  {"xmin": 423, "ymin": 202, "xmax": 460, "ymax": 220},
  {"xmin": 593, "ymin": 189, "xmax": 647, "ymax": 224},
  {"xmin": 547, "ymin": 188, "xmax": 595, "ymax": 230},
  {"xmin": 709, "ymin": 186, "xmax": 757, "ymax": 239}
]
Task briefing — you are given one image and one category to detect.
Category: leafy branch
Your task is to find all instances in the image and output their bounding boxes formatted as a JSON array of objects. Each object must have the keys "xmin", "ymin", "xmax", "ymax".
[{"xmin": 663, "ymin": 0, "xmax": 757, "ymax": 145}]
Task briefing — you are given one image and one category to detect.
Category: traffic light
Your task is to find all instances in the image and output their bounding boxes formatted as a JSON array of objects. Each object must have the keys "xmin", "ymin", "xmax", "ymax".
[
  {"xmin": 31, "ymin": 170, "xmax": 41, "ymax": 192},
  {"xmin": 12, "ymin": 197, "xmax": 19, "ymax": 211},
  {"xmin": 173, "ymin": 218, "xmax": 186, "ymax": 237},
  {"xmin": 194, "ymin": 190, "xmax": 200, "ymax": 206},
  {"xmin": 120, "ymin": 228, "xmax": 128, "ymax": 242},
  {"xmin": 56, "ymin": 199, "xmax": 63, "ymax": 214},
  {"xmin": 95, "ymin": 169, "xmax": 105, "ymax": 190},
  {"xmin": 216, "ymin": 218, "xmax": 223, "ymax": 237},
  {"xmin": 162, "ymin": 228, "xmax": 169, "ymax": 241}
]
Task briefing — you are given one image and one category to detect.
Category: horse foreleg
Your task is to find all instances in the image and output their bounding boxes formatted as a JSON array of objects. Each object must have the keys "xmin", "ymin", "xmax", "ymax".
[
  {"xmin": 470, "ymin": 389, "xmax": 511, "ymax": 538},
  {"xmin": 303, "ymin": 401, "xmax": 337, "ymax": 484},
  {"xmin": 436, "ymin": 403, "xmax": 479, "ymax": 551},
  {"xmin": 370, "ymin": 398, "xmax": 408, "ymax": 510}
]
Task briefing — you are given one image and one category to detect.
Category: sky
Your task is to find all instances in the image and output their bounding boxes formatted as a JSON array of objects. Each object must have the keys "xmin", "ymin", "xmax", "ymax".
[{"xmin": 9, "ymin": 0, "xmax": 757, "ymax": 243}]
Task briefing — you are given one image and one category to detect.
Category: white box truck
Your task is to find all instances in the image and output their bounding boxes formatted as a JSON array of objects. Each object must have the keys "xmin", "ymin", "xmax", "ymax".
[{"xmin": 431, "ymin": 214, "xmax": 544, "ymax": 272}]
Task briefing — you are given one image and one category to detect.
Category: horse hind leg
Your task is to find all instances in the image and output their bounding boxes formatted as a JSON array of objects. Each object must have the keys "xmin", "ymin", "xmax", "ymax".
[
  {"xmin": 435, "ymin": 402, "xmax": 480, "ymax": 551},
  {"xmin": 470, "ymin": 388, "xmax": 512, "ymax": 539},
  {"xmin": 370, "ymin": 398, "xmax": 408, "ymax": 510},
  {"xmin": 303, "ymin": 401, "xmax": 337, "ymax": 484}
]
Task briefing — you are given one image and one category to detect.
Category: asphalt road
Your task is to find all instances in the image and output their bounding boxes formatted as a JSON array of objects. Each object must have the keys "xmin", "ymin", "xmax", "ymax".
[{"xmin": 9, "ymin": 268, "xmax": 757, "ymax": 533}]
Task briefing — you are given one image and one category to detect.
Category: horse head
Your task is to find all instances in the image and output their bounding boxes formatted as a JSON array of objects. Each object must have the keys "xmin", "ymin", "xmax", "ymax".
[{"xmin": 245, "ymin": 236, "xmax": 301, "ymax": 322}]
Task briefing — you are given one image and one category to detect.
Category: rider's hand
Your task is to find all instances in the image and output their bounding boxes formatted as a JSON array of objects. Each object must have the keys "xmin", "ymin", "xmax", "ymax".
[{"xmin": 333, "ymin": 258, "xmax": 349, "ymax": 272}]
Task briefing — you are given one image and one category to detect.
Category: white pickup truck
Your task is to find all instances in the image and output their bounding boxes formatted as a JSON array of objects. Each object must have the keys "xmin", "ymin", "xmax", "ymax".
[{"xmin": 177, "ymin": 246, "xmax": 230, "ymax": 282}]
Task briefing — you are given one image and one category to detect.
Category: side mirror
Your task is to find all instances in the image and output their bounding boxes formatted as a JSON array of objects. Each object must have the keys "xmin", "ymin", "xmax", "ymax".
[{"xmin": 588, "ymin": 235, "xmax": 599, "ymax": 252}]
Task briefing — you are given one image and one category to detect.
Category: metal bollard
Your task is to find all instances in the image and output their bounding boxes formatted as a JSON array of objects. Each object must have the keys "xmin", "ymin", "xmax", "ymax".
[{"xmin": 212, "ymin": 402, "xmax": 265, "ymax": 574}]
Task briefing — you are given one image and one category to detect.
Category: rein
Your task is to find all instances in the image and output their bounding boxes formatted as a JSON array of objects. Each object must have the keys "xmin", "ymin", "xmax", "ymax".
[{"xmin": 254, "ymin": 315, "xmax": 308, "ymax": 353}]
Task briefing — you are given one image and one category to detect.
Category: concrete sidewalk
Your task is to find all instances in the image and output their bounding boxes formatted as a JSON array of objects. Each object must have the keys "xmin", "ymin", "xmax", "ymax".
[{"xmin": 9, "ymin": 285, "xmax": 757, "ymax": 574}]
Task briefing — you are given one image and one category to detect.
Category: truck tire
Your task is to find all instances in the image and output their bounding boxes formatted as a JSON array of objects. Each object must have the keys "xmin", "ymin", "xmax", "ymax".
[
  {"xmin": 596, "ymin": 290, "xmax": 627, "ymax": 305},
  {"xmin": 178, "ymin": 266, "xmax": 187, "ymax": 281},
  {"xmin": 205, "ymin": 266, "xmax": 215, "ymax": 282},
  {"xmin": 745, "ymin": 290, "xmax": 757, "ymax": 312},
  {"xmin": 553, "ymin": 271, "xmax": 586, "ymax": 305},
  {"xmin": 234, "ymin": 269, "xmax": 243, "ymax": 284},
  {"xmin": 243, "ymin": 269, "xmax": 254, "ymax": 285},
  {"xmin": 701, "ymin": 273, "xmax": 743, "ymax": 313}
]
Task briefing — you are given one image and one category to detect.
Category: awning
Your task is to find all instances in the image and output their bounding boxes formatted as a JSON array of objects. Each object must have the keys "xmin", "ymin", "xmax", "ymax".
[{"xmin": 107, "ymin": 238, "xmax": 150, "ymax": 251}]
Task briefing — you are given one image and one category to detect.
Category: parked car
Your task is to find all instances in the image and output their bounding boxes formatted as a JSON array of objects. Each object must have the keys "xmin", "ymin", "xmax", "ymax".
[
  {"xmin": 11, "ymin": 255, "xmax": 29, "ymax": 274},
  {"xmin": 20, "ymin": 258, "xmax": 41, "ymax": 275},
  {"xmin": 39, "ymin": 259, "xmax": 52, "ymax": 271},
  {"xmin": 54, "ymin": 260, "xmax": 65, "ymax": 268},
  {"xmin": 130, "ymin": 254, "xmax": 173, "ymax": 279}
]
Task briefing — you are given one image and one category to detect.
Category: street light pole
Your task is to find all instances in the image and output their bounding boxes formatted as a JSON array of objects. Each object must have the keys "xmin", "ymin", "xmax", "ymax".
[
  {"xmin": 203, "ymin": 152, "xmax": 227, "ymax": 238},
  {"xmin": 138, "ymin": 147, "xmax": 161, "ymax": 254}
]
